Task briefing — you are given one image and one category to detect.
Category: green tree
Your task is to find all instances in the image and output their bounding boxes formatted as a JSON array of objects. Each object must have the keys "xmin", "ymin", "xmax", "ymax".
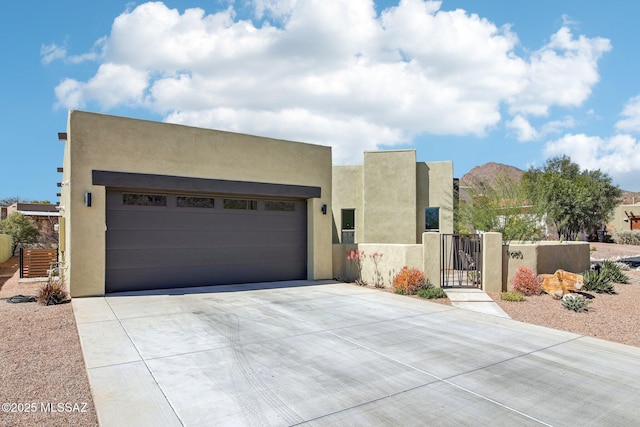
[
  {"xmin": 457, "ymin": 176, "xmax": 544, "ymax": 242},
  {"xmin": 0, "ymin": 196, "xmax": 21, "ymax": 207},
  {"xmin": 522, "ymin": 156, "xmax": 622, "ymax": 240},
  {"xmin": 0, "ymin": 213, "xmax": 40, "ymax": 254},
  {"xmin": 0, "ymin": 197, "xmax": 51, "ymax": 206}
]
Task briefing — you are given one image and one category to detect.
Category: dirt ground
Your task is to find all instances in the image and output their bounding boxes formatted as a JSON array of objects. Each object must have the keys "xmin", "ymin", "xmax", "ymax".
[
  {"xmin": 489, "ymin": 242, "xmax": 640, "ymax": 347},
  {"xmin": 0, "ymin": 257, "xmax": 99, "ymax": 427}
]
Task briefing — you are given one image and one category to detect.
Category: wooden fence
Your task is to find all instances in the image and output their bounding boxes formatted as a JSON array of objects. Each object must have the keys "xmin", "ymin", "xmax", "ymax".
[{"xmin": 20, "ymin": 248, "xmax": 58, "ymax": 278}]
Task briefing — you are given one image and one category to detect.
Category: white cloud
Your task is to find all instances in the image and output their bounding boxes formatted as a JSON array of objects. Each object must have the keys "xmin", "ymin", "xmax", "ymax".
[
  {"xmin": 166, "ymin": 106, "xmax": 406, "ymax": 164},
  {"xmin": 41, "ymin": 43, "xmax": 67, "ymax": 64},
  {"xmin": 544, "ymin": 133, "xmax": 640, "ymax": 189},
  {"xmin": 507, "ymin": 115, "xmax": 576, "ymax": 142},
  {"xmin": 508, "ymin": 27, "xmax": 611, "ymax": 116},
  {"xmin": 52, "ymin": 0, "xmax": 611, "ymax": 163},
  {"xmin": 41, "ymin": 38, "xmax": 106, "ymax": 65},
  {"xmin": 615, "ymin": 95, "xmax": 640, "ymax": 134},
  {"xmin": 507, "ymin": 115, "xmax": 538, "ymax": 142},
  {"xmin": 55, "ymin": 64, "xmax": 148, "ymax": 110}
]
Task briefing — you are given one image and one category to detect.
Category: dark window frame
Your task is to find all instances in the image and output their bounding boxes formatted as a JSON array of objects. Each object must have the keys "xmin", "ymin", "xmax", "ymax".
[
  {"xmin": 122, "ymin": 193, "xmax": 167, "ymax": 207},
  {"xmin": 177, "ymin": 196, "xmax": 215, "ymax": 209},
  {"xmin": 425, "ymin": 207, "xmax": 440, "ymax": 231}
]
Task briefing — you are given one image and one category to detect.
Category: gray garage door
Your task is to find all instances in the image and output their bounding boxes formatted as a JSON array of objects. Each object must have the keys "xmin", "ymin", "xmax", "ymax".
[{"xmin": 105, "ymin": 190, "xmax": 307, "ymax": 293}]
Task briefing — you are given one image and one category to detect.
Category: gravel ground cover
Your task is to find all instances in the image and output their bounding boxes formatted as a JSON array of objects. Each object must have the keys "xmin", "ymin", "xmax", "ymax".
[
  {"xmin": 0, "ymin": 242, "xmax": 638, "ymax": 426},
  {"xmin": 489, "ymin": 242, "xmax": 640, "ymax": 348},
  {"xmin": 0, "ymin": 257, "xmax": 98, "ymax": 427}
]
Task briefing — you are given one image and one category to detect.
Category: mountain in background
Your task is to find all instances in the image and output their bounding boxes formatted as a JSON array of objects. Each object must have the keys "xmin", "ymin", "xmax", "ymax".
[
  {"xmin": 459, "ymin": 162, "xmax": 524, "ymax": 191},
  {"xmin": 459, "ymin": 162, "xmax": 640, "ymax": 204}
]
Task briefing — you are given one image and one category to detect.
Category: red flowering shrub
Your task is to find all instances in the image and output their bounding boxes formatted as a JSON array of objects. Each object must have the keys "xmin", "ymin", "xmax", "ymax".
[
  {"xmin": 512, "ymin": 266, "xmax": 542, "ymax": 295},
  {"xmin": 392, "ymin": 266, "xmax": 426, "ymax": 295}
]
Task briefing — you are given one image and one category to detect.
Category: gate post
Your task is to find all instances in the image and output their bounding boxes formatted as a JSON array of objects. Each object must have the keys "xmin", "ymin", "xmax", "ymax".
[
  {"xmin": 423, "ymin": 232, "xmax": 441, "ymax": 288},
  {"xmin": 482, "ymin": 232, "xmax": 503, "ymax": 292}
]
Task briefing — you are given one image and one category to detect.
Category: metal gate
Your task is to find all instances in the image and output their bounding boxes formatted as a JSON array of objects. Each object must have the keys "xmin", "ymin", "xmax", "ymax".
[{"xmin": 441, "ymin": 234, "xmax": 482, "ymax": 288}]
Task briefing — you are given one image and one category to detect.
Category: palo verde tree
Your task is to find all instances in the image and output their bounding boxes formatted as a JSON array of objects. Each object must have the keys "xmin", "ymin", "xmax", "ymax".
[
  {"xmin": 521, "ymin": 156, "xmax": 622, "ymax": 241},
  {"xmin": 457, "ymin": 176, "xmax": 545, "ymax": 242},
  {"xmin": 0, "ymin": 213, "xmax": 40, "ymax": 255}
]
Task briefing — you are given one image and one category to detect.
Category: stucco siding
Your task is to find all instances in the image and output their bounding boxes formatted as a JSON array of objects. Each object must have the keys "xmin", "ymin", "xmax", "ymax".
[
  {"xmin": 61, "ymin": 110, "xmax": 332, "ymax": 297},
  {"xmin": 331, "ymin": 166, "xmax": 363, "ymax": 243},
  {"xmin": 0, "ymin": 234, "xmax": 12, "ymax": 263},
  {"xmin": 418, "ymin": 161, "xmax": 454, "ymax": 237},
  {"xmin": 363, "ymin": 150, "xmax": 416, "ymax": 244},
  {"xmin": 610, "ymin": 203, "xmax": 640, "ymax": 234}
]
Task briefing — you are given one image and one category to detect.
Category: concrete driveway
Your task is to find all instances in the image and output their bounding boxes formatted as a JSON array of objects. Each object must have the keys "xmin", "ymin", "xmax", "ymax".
[{"xmin": 73, "ymin": 281, "xmax": 640, "ymax": 426}]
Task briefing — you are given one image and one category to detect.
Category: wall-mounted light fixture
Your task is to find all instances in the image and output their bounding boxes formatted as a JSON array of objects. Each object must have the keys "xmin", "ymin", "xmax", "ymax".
[
  {"xmin": 58, "ymin": 132, "xmax": 67, "ymax": 141},
  {"xmin": 321, "ymin": 204, "xmax": 327, "ymax": 215},
  {"xmin": 84, "ymin": 192, "xmax": 92, "ymax": 207}
]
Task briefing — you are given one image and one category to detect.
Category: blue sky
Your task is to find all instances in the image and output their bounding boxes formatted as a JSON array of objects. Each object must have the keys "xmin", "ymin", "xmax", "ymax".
[{"xmin": 3, "ymin": 0, "xmax": 640, "ymax": 202}]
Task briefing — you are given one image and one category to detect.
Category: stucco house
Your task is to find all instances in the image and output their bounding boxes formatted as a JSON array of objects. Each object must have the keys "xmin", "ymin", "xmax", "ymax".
[
  {"xmin": 58, "ymin": 111, "xmax": 453, "ymax": 297},
  {"xmin": 332, "ymin": 150, "xmax": 453, "ymax": 245}
]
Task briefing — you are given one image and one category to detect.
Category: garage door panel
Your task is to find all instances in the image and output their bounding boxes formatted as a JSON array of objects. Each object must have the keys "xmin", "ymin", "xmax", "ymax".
[
  {"xmin": 106, "ymin": 190, "xmax": 308, "ymax": 292},
  {"xmin": 106, "ymin": 229, "xmax": 307, "ymax": 250},
  {"xmin": 107, "ymin": 245, "xmax": 306, "ymax": 269},
  {"xmin": 107, "ymin": 209, "xmax": 305, "ymax": 232},
  {"xmin": 106, "ymin": 261, "xmax": 307, "ymax": 292}
]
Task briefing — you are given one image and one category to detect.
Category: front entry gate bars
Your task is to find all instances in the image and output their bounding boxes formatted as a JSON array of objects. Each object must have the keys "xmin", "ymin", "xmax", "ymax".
[{"xmin": 441, "ymin": 234, "xmax": 482, "ymax": 288}]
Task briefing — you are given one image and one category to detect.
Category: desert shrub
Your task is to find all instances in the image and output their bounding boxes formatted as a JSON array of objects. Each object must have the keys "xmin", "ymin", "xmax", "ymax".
[
  {"xmin": 599, "ymin": 260, "xmax": 630, "ymax": 284},
  {"xmin": 582, "ymin": 269, "xmax": 616, "ymax": 294},
  {"xmin": 392, "ymin": 266, "xmax": 427, "ymax": 295},
  {"xmin": 582, "ymin": 260, "xmax": 627, "ymax": 294},
  {"xmin": 370, "ymin": 252, "xmax": 385, "ymax": 288},
  {"xmin": 511, "ymin": 266, "xmax": 542, "ymax": 296},
  {"xmin": 613, "ymin": 230, "xmax": 640, "ymax": 246},
  {"xmin": 561, "ymin": 294, "xmax": 591, "ymax": 312},
  {"xmin": 346, "ymin": 249, "xmax": 367, "ymax": 285},
  {"xmin": 417, "ymin": 287, "xmax": 447, "ymax": 299},
  {"xmin": 38, "ymin": 277, "xmax": 69, "ymax": 305},
  {"xmin": 500, "ymin": 291, "xmax": 526, "ymax": 302}
]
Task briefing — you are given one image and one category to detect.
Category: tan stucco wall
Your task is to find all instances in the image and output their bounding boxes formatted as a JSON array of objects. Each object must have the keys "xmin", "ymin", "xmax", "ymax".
[
  {"xmin": 422, "ymin": 232, "xmax": 441, "ymax": 288},
  {"xmin": 331, "ymin": 166, "xmax": 363, "ymax": 243},
  {"xmin": 363, "ymin": 150, "xmax": 417, "ymax": 244},
  {"xmin": 417, "ymin": 161, "xmax": 454, "ymax": 241},
  {"xmin": 610, "ymin": 203, "xmax": 640, "ymax": 234},
  {"xmin": 60, "ymin": 110, "xmax": 332, "ymax": 297},
  {"xmin": 0, "ymin": 234, "xmax": 12, "ymax": 263},
  {"xmin": 502, "ymin": 241, "xmax": 590, "ymax": 291},
  {"xmin": 333, "ymin": 243, "xmax": 423, "ymax": 288},
  {"xmin": 482, "ymin": 232, "xmax": 503, "ymax": 292},
  {"xmin": 332, "ymin": 152, "xmax": 454, "ymax": 246}
]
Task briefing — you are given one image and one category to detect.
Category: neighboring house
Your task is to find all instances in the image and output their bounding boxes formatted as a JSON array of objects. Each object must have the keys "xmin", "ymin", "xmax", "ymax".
[
  {"xmin": 6, "ymin": 203, "xmax": 59, "ymax": 247},
  {"xmin": 332, "ymin": 150, "xmax": 453, "ymax": 244},
  {"xmin": 58, "ymin": 110, "xmax": 454, "ymax": 297},
  {"xmin": 609, "ymin": 202, "xmax": 640, "ymax": 234}
]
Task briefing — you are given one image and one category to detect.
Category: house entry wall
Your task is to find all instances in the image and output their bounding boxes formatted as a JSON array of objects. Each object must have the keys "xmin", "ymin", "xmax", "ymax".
[{"xmin": 105, "ymin": 189, "xmax": 307, "ymax": 293}]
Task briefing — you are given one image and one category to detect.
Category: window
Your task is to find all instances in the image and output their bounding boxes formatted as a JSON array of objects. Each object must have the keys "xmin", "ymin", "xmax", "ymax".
[
  {"xmin": 425, "ymin": 207, "xmax": 440, "ymax": 231},
  {"xmin": 223, "ymin": 199, "xmax": 258, "ymax": 210},
  {"xmin": 123, "ymin": 193, "xmax": 167, "ymax": 207},
  {"xmin": 265, "ymin": 201, "xmax": 296, "ymax": 212},
  {"xmin": 341, "ymin": 209, "xmax": 355, "ymax": 243},
  {"xmin": 177, "ymin": 196, "xmax": 215, "ymax": 208}
]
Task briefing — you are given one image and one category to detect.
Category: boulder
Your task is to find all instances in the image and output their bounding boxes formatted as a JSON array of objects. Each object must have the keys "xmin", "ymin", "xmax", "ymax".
[{"xmin": 540, "ymin": 270, "xmax": 584, "ymax": 296}]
